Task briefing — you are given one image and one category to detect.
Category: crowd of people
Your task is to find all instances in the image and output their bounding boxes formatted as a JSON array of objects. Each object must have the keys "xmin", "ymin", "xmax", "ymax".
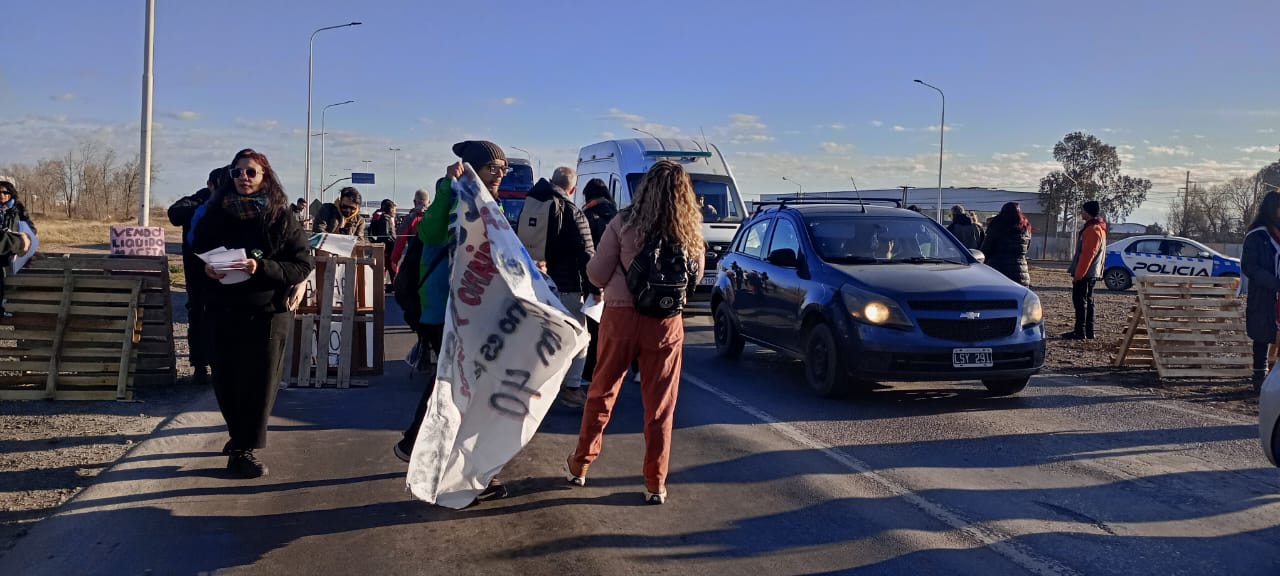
[{"xmin": 147, "ymin": 137, "xmax": 1280, "ymax": 506}]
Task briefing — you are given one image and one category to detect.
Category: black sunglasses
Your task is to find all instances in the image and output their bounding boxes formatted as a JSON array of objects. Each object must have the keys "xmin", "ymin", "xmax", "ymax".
[{"xmin": 230, "ymin": 167, "xmax": 260, "ymax": 179}]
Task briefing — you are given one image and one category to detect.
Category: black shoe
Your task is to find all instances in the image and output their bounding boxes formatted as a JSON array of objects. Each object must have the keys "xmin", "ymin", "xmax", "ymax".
[
  {"xmin": 227, "ymin": 450, "xmax": 268, "ymax": 478},
  {"xmin": 221, "ymin": 440, "xmax": 235, "ymax": 455},
  {"xmin": 193, "ymin": 366, "xmax": 209, "ymax": 386},
  {"xmin": 393, "ymin": 439, "xmax": 412, "ymax": 463},
  {"xmin": 1060, "ymin": 331, "xmax": 1085, "ymax": 340},
  {"xmin": 476, "ymin": 477, "xmax": 508, "ymax": 501}
]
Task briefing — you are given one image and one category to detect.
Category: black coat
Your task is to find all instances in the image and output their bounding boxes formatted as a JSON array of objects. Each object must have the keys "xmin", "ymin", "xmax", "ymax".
[
  {"xmin": 519, "ymin": 179, "xmax": 596, "ymax": 294},
  {"xmin": 582, "ymin": 197, "xmax": 618, "ymax": 247},
  {"xmin": 1242, "ymin": 227, "xmax": 1280, "ymax": 343},
  {"xmin": 980, "ymin": 221, "xmax": 1031, "ymax": 286},
  {"xmin": 167, "ymin": 188, "xmax": 214, "ymax": 294},
  {"xmin": 191, "ymin": 202, "xmax": 315, "ymax": 314},
  {"xmin": 947, "ymin": 213, "xmax": 985, "ymax": 249}
]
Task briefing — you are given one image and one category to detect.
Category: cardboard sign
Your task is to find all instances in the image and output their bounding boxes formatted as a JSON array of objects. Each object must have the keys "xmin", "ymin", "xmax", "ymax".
[{"xmin": 110, "ymin": 226, "xmax": 166, "ymax": 256}]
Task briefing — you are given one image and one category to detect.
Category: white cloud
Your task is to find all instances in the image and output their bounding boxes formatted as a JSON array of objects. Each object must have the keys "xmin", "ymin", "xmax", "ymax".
[
  {"xmin": 599, "ymin": 131, "xmax": 615, "ymax": 139},
  {"xmin": 1194, "ymin": 134, "xmax": 1205, "ymax": 139},
  {"xmin": 870, "ymin": 120, "xmax": 883, "ymax": 128},
  {"xmin": 1237, "ymin": 145, "xmax": 1277, "ymax": 155},
  {"xmin": 1258, "ymin": 128, "xmax": 1276, "ymax": 134},
  {"xmin": 1118, "ymin": 144, "xmax": 1136, "ymax": 151},
  {"xmin": 820, "ymin": 142, "xmax": 852, "ymax": 155},
  {"xmin": 892, "ymin": 125, "xmax": 907, "ymax": 132},
  {"xmin": 992, "ymin": 152, "xmax": 1029, "ymax": 161},
  {"xmin": 1031, "ymin": 144, "xmax": 1043, "ymax": 149},
  {"xmin": 1102, "ymin": 127, "xmax": 1116, "ymax": 133},
  {"xmin": 501, "ymin": 97, "xmax": 518, "ymax": 105},
  {"xmin": 926, "ymin": 125, "xmax": 953, "ymax": 133},
  {"xmin": 235, "ymin": 118, "xmax": 279, "ymax": 131},
  {"xmin": 50, "ymin": 93, "xmax": 77, "ymax": 102},
  {"xmin": 829, "ymin": 123, "xmax": 846, "ymax": 131},
  {"xmin": 717, "ymin": 113, "xmax": 772, "ymax": 144},
  {"xmin": 1148, "ymin": 145, "xmax": 1191, "ymax": 156},
  {"xmin": 605, "ymin": 108, "xmax": 645, "ymax": 123},
  {"xmin": 416, "ymin": 117, "xmax": 434, "ymax": 126},
  {"xmin": 168, "ymin": 111, "xmax": 200, "ymax": 121},
  {"xmin": 729, "ymin": 113, "xmax": 767, "ymax": 131}
]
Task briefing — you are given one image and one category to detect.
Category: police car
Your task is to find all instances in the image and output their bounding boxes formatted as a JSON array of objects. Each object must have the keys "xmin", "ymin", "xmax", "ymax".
[{"xmin": 1102, "ymin": 235, "xmax": 1241, "ymax": 291}]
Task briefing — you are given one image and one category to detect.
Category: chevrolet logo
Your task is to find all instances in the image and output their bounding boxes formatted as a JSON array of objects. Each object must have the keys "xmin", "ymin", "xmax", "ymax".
[{"xmin": 959, "ymin": 311, "xmax": 981, "ymax": 320}]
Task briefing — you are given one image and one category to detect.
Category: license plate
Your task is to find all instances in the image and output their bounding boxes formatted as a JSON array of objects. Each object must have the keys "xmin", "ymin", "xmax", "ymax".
[
  {"xmin": 952, "ymin": 347, "xmax": 993, "ymax": 368},
  {"xmin": 699, "ymin": 274, "xmax": 716, "ymax": 286}
]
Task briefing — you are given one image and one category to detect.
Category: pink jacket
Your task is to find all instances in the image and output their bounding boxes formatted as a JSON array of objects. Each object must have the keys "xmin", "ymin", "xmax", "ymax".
[{"xmin": 587, "ymin": 216, "xmax": 705, "ymax": 309}]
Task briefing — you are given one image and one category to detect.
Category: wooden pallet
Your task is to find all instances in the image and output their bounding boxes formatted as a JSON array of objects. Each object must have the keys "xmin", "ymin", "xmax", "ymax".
[
  {"xmin": 0, "ymin": 271, "xmax": 144, "ymax": 400},
  {"xmin": 1113, "ymin": 275, "xmax": 1249, "ymax": 379},
  {"xmin": 282, "ymin": 244, "xmax": 384, "ymax": 388},
  {"xmin": 13, "ymin": 254, "xmax": 175, "ymax": 387}
]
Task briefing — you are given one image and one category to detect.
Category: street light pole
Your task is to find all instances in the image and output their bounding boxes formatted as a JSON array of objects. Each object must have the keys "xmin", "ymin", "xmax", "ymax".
[
  {"xmin": 782, "ymin": 176, "xmax": 803, "ymax": 198},
  {"xmin": 914, "ymin": 79, "xmax": 946, "ymax": 222},
  {"xmin": 631, "ymin": 127, "xmax": 659, "ymax": 140},
  {"xmin": 511, "ymin": 146, "xmax": 539, "ymax": 178},
  {"xmin": 319, "ymin": 100, "xmax": 354, "ymax": 204},
  {"xmin": 389, "ymin": 147, "xmax": 401, "ymax": 202},
  {"xmin": 304, "ymin": 22, "xmax": 361, "ymax": 207},
  {"xmin": 137, "ymin": 0, "xmax": 154, "ymax": 225}
]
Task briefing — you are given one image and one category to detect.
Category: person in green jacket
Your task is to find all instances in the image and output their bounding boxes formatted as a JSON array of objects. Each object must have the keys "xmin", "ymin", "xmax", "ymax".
[{"xmin": 395, "ymin": 140, "xmax": 511, "ymax": 502}]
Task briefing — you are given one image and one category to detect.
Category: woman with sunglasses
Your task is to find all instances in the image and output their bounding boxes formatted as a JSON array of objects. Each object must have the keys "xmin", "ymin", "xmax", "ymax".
[
  {"xmin": 192, "ymin": 149, "xmax": 315, "ymax": 478},
  {"xmin": 312, "ymin": 186, "xmax": 367, "ymax": 237}
]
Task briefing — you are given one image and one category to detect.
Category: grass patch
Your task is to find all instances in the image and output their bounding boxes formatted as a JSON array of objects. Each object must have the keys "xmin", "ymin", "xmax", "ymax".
[{"xmin": 36, "ymin": 216, "xmax": 182, "ymax": 251}]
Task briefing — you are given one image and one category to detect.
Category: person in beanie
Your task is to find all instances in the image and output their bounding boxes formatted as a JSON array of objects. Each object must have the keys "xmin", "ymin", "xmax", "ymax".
[
  {"xmin": 946, "ymin": 204, "xmax": 984, "ymax": 249},
  {"xmin": 167, "ymin": 167, "xmax": 227, "ymax": 384},
  {"xmin": 580, "ymin": 178, "xmax": 617, "ymax": 383},
  {"xmin": 1063, "ymin": 200, "xmax": 1107, "ymax": 340},
  {"xmin": 0, "ymin": 178, "xmax": 36, "ymax": 317},
  {"xmin": 394, "ymin": 140, "xmax": 510, "ymax": 502},
  {"xmin": 1241, "ymin": 191, "xmax": 1280, "ymax": 391}
]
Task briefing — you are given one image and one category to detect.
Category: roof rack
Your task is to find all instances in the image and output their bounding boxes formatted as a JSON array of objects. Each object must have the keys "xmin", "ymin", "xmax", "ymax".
[{"xmin": 752, "ymin": 197, "xmax": 903, "ymax": 215}]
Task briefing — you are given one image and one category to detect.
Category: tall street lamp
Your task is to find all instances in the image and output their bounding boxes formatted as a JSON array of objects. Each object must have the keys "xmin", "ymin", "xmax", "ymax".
[
  {"xmin": 304, "ymin": 21, "xmax": 361, "ymax": 206},
  {"xmin": 782, "ymin": 176, "xmax": 803, "ymax": 198},
  {"xmin": 511, "ymin": 146, "xmax": 540, "ymax": 178},
  {"xmin": 914, "ymin": 79, "xmax": 945, "ymax": 222},
  {"xmin": 389, "ymin": 147, "xmax": 401, "ymax": 203},
  {"xmin": 319, "ymin": 99, "xmax": 354, "ymax": 203}
]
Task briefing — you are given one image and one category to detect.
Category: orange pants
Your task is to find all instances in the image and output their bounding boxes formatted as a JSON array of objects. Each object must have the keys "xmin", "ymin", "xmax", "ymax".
[{"xmin": 572, "ymin": 306, "xmax": 684, "ymax": 493}]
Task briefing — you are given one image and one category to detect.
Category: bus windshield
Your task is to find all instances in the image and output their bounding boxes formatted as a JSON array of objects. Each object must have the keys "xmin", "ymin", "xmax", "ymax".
[{"xmin": 625, "ymin": 173, "xmax": 744, "ymax": 223}]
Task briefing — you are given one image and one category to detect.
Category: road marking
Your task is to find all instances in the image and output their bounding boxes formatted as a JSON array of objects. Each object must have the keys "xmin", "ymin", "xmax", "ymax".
[{"xmin": 682, "ymin": 372, "xmax": 1079, "ymax": 576}]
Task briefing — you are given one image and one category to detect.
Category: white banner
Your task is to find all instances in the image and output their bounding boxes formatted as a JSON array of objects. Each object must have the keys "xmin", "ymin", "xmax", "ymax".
[{"xmin": 406, "ymin": 164, "xmax": 587, "ymax": 509}]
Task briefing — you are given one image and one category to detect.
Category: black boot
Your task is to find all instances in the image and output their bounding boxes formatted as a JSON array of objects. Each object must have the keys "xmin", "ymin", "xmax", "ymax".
[
  {"xmin": 1084, "ymin": 325, "xmax": 1095, "ymax": 340},
  {"xmin": 1060, "ymin": 330, "xmax": 1084, "ymax": 340}
]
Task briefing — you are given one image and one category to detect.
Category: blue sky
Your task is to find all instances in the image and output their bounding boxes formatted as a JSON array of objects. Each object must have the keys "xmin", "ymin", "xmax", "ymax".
[{"xmin": 2, "ymin": 0, "xmax": 1278, "ymax": 224}]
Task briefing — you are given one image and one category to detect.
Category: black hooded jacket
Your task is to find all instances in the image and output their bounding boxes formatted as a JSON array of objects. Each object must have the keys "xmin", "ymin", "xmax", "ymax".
[
  {"xmin": 979, "ymin": 218, "xmax": 1031, "ymax": 286},
  {"xmin": 518, "ymin": 178, "xmax": 596, "ymax": 294}
]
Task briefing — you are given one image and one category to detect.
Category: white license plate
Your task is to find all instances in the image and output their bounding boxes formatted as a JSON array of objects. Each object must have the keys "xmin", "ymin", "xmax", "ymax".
[
  {"xmin": 699, "ymin": 274, "xmax": 716, "ymax": 286},
  {"xmin": 952, "ymin": 347, "xmax": 993, "ymax": 368}
]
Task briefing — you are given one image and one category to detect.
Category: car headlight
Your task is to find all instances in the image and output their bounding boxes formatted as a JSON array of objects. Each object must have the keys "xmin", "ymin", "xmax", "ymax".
[
  {"xmin": 841, "ymin": 284, "xmax": 912, "ymax": 329},
  {"xmin": 1021, "ymin": 292, "xmax": 1043, "ymax": 327}
]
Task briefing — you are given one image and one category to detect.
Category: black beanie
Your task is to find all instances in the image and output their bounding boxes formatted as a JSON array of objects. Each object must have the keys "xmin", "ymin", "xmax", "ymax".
[
  {"xmin": 451, "ymin": 140, "xmax": 505, "ymax": 168},
  {"xmin": 1082, "ymin": 200, "xmax": 1100, "ymax": 218}
]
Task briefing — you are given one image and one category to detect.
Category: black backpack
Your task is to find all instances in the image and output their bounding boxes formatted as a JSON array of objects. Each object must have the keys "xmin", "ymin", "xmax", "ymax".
[{"xmin": 625, "ymin": 238, "xmax": 698, "ymax": 319}]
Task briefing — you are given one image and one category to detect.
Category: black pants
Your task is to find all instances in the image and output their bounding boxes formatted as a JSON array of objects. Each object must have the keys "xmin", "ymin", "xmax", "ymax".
[
  {"xmin": 186, "ymin": 283, "xmax": 213, "ymax": 369},
  {"xmin": 1071, "ymin": 278, "xmax": 1097, "ymax": 337},
  {"xmin": 583, "ymin": 317, "xmax": 600, "ymax": 381},
  {"xmin": 402, "ymin": 323, "xmax": 445, "ymax": 447},
  {"xmin": 1254, "ymin": 340, "xmax": 1270, "ymax": 372},
  {"xmin": 212, "ymin": 310, "xmax": 291, "ymax": 450}
]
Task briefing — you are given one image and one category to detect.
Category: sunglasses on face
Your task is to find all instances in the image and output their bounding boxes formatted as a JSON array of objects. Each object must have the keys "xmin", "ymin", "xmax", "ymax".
[{"xmin": 230, "ymin": 167, "xmax": 260, "ymax": 179}]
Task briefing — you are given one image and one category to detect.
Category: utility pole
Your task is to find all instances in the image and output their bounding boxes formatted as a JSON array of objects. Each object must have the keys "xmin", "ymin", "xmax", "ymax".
[
  {"xmin": 137, "ymin": 0, "xmax": 154, "ymax": 226},
  {"xmin": 1177, "ymin": 170, "xmax": 1197, "ymax": 236}
]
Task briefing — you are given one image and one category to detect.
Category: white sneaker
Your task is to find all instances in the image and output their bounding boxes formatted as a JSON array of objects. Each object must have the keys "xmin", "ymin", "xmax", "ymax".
[{"xmin": 644, "ymin": 489, "xmax": 666, "ymax": 505}]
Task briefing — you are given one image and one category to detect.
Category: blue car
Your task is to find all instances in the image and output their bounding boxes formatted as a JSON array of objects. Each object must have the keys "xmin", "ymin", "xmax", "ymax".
[{"xmin": 711, "ymin": 201, "xmax": 1046, "ymax": 397}]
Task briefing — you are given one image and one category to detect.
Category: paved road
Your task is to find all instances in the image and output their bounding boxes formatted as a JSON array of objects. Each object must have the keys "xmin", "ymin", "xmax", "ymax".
[{"xmin": 2, "ymin": 304, "xmax": 1278, "ymax": 575}]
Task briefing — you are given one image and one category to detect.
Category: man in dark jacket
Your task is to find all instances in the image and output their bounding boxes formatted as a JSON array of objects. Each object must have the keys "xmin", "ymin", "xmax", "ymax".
[
  {"xmin": 166, "ymin": 167, "xmax": 225, "ymax": 384},
  {"xmin": 946, "ymin": 204, "xmax": 984, "ymax": 249},
  {"xmin": 516, "ymin": 166, "xmax": 595, "ymax": 408},
  {"xmin": 368, "ymin": 199, "xmax": 398, "ymax": 285}
]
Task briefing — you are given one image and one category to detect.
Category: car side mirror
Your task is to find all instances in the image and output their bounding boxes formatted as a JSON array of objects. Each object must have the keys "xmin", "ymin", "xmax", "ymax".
[
  {"xmin": 1197, "ymin": 251, "xmax": 1211, "ymax": 259},
  {"xmin": 767, "ymin": 248, "xmax": 799, "ymax": 268},
  {"xmin": 969, "ymin": 248, "xmax": 986, "ymax": 263}
]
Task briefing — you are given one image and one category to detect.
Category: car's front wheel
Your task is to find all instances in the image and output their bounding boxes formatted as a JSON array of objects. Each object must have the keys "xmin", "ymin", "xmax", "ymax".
[
  {"xmin": 713, "ymin": 305, "xmax": 744, "ymax": 359},
  {"xmin": 804, "ymin": 322, "xmax": 848, "ymax": 398},
  {"xmin": 1103, "ymin": 267, "xmax": 1132, "ymax": 291},
  {"xmin": 1271, "ymin": 419, "xmax": 1280, "ymax": 467},
  {"xmin": 982, "ymin": 376, "xmax": 1030, "ymax": 396}
]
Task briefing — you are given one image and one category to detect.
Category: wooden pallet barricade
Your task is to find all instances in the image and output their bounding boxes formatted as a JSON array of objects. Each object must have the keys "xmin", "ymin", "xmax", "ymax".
[
  {"xmin": 1113, "ymin": 275, "xmax": 1249, "ymax": 379},
  {"xmin": 282, "ymin": 243, "xmax": 385, "ymax": 388},
  {"xmin": 0, "ymin": 270, "xmax": 144, "ymax": 400}
]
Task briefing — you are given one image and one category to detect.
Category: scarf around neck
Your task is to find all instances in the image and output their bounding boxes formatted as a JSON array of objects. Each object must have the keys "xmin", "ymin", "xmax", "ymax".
[{"xmin": 223, "ymin": 191, "xmax": 267, "ymax": 221}]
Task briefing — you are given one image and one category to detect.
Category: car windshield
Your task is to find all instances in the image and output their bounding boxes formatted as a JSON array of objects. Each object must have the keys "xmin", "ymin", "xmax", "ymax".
[
  {"xmin": 626, "ymin": 173, "xmax": 744, "ymax": 223},
  {"xmin": 805, "ymin": 215, "xmax": 970, "ymax": 264}
]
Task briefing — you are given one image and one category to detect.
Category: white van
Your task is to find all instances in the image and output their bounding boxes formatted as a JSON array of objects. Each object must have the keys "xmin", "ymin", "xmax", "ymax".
[{"xmin": 576, "ymin": 138, "xmax": 747, "ymax": 292}]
